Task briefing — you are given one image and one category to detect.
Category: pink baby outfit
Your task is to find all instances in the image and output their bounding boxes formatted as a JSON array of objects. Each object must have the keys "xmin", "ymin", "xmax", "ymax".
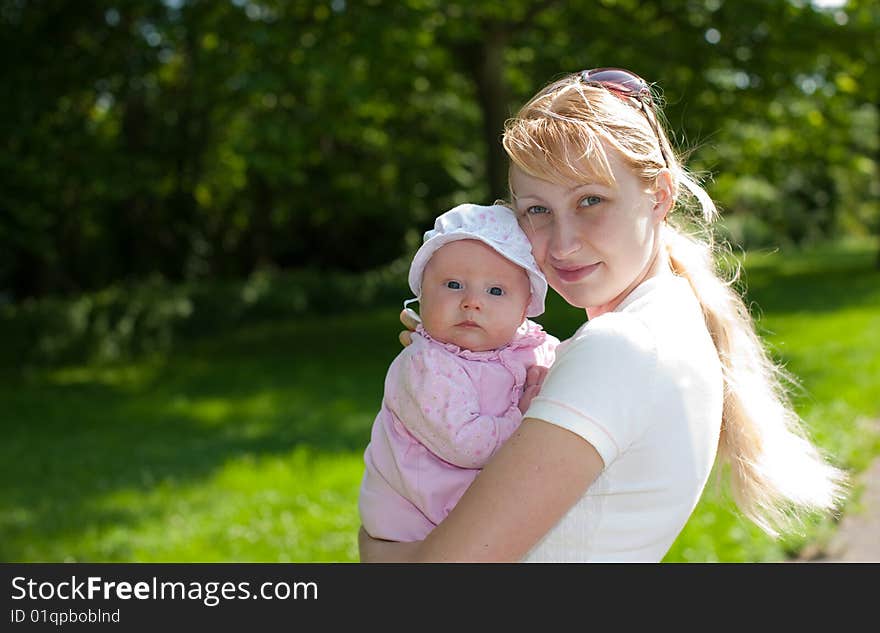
[{"xmin": 359, "ymin": 320, "xmax": 558, "ymax": 542}]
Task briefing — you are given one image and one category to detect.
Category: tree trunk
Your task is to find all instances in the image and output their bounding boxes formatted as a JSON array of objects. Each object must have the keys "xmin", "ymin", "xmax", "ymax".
[
  {"xmin": 874, "ymin": 122, "xmax": 880, "ymax": 270},
  {"xmin": 466, "ymin": 27, "xmax": 510, "ymax": 202},
  {"xmin": 875, "ymin": 235, "xmax": 880, "ymax": 271}
]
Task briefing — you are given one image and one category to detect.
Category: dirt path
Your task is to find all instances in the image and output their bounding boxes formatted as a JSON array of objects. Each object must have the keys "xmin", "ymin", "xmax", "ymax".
[{"xmin": 798, "ymin": 457, "xmax": 880, "ymax": 562}]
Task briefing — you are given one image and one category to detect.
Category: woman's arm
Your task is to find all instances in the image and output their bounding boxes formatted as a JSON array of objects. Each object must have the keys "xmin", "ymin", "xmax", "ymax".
[{"xmin": 358, "ymin": 416, "xmax": 604, "ymax": 562}]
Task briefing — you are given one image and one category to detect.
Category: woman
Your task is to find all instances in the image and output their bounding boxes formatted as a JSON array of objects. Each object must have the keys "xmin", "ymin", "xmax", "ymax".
[{"xmin": 359, "ymin": 68, "xmax": 848, "ymax": 562}]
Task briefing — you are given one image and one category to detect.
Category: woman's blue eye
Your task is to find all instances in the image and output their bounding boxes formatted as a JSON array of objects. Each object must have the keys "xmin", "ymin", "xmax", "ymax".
[
  {"xmin": 527, "ymin": 205, "xmax": 550, "ymax": 215},
  {"xmin": 488, "ymin": 286, "xmax": 504, "ymax": 296},
  {"xmin": 580, "ymin": 195, "xmax": 602, "ymax": 207},
  {"xmin": 446, "ymin": 280, "xmax": 462, "ymax": 290}
]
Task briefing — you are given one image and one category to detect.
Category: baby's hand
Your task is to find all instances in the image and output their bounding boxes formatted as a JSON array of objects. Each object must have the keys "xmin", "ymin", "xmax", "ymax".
[
  {"xmin": 399, "ymin": 308, "xmax": 420, "ymax": 347},
  {"xmin": 518, "ymin": 365, "xmax": 548, "ymax": 414}
]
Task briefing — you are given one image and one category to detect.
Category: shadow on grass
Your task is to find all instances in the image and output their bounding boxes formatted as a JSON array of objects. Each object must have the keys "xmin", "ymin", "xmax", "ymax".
[
  {"xmin": 0, "ymin": 308, "xmax": 403, "ymax": 560},
  {"xmin": 742, "ymin": 258, "xmax": 880, "ymax": 317},
  {"xmin": 740, "ymin": 251, "xmax": 880, "ymax": 386}
]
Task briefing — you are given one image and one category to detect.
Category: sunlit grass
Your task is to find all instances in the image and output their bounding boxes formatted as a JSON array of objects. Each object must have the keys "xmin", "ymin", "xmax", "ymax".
[
  {"xmin": 1, "ymin": 242, "xmax": 878, "ymax": 562},
  {"xmin": 81, "ymin": 449, "xmax": 364, "ymax": 562}
]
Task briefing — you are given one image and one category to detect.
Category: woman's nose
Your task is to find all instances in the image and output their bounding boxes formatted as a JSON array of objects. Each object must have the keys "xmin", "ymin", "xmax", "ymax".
[{"xmin": 548, "ymin": 216, "xmax": 582, "ymax": 259}]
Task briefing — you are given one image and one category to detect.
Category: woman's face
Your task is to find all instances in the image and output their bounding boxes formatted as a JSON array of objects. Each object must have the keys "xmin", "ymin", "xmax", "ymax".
[{"xmin": 510, "ymin": 146, "xmax": 669, "ymax": 315}]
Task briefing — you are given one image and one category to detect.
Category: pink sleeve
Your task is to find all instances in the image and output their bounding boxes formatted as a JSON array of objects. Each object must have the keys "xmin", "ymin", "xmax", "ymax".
[{"xmin": 390, "ymin": 345, "xmax": 522, "ymax": 469}]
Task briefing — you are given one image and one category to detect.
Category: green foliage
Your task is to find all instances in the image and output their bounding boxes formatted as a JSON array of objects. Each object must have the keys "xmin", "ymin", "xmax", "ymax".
[
  {"xmin": 0, "ymin": 257, "xmax": 410, "ymax": 366},
  {"xmin": 1, "ymin": 0, "xmax": 877, "ymax": 301},
  {"xmin": 1, "ymin": 242, "xmax": 878, "ymax": 562}
]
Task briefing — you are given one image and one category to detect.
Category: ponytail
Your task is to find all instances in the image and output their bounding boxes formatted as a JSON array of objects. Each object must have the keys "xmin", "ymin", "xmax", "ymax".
[{"xmin": 666, "ymin": 172, "xmax": 849, "ymax": 537}]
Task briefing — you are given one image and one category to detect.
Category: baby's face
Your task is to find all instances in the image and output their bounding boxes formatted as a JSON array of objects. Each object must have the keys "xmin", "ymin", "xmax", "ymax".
[{"xmin": 419, "ymin": 239, "xmax": 531, "ymax": 352}]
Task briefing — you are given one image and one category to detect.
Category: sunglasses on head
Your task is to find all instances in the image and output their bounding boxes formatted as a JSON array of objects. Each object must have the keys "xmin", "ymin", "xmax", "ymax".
[{"xmin": 578, "ymin": 67, "xmax": 671, "ymax": 169}]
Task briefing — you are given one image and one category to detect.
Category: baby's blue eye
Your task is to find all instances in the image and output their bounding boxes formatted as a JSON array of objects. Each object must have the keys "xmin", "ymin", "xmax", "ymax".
[
  {"xmin": 488, "ymin": 286, "xmax": 504, "ymax": 296},
  {"xmin": 446, "ymin": 280, "xmax": 462, "ymax": 290},
  {"xmin": 580, "ymin": 195, "xmax": 602, "ymax": 207}
]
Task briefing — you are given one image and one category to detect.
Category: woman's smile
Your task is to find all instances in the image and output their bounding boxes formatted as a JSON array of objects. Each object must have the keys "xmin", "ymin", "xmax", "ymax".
[{"xmin": 552, "ymin": 261, "xmax": 601, "ymax": 283}]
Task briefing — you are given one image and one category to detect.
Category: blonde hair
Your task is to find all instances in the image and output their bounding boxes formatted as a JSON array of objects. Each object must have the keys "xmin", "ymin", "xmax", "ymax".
[{"xmin": 503, "ymin": 73, "xmax": 848, "ymax": 537}]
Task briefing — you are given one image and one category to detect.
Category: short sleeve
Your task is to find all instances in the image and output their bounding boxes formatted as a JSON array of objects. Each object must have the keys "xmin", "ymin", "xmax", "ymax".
[{"xmin": 525, "ymin": 314, "xmax": 658, "ymax": 467}]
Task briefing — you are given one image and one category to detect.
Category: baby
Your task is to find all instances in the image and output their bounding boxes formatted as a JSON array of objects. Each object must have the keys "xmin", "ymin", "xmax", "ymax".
[{"xmin": 359, "ymin": 203, "xmax": 559, "ymax": 542}]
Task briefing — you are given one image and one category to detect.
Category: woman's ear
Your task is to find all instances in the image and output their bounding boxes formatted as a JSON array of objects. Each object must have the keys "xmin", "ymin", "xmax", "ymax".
[{"xmin": 651, "ymin": 169, "xmax": 676, "ymax": 223}]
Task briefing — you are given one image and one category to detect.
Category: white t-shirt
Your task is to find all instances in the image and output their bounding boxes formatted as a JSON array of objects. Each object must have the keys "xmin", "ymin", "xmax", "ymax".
[{"xmin": 523, "ymin": 273, "xmax": 723, "ymax": 562}]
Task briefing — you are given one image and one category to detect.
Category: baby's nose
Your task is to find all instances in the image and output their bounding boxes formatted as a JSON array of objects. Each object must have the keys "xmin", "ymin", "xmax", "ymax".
[{"xmin": 461, "ymin": 293, "xmax": 482, "ymax": 310}]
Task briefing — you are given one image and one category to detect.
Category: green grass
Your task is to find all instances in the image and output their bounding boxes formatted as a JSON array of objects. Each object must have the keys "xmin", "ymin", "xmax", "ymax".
[
  {"xmin": 2, "ymin": 241, "xmax": 879, "ymax": 562},
  {"xmin": 1, "ymin": 311, "xmax": 401, "ymax": 562}
]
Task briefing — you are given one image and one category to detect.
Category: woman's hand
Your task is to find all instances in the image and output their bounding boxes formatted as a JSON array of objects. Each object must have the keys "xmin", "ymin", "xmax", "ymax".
[
  {"xmin": 518, "ymin": 365, "xmax": 548, "ymax": 414},
  {"xmin": 358, "ymin": 526, "xmax": 422, "ymax": 562},
  {"xmin": 399, "ymin": 308, "xmax": 420, "ymax": 347}
]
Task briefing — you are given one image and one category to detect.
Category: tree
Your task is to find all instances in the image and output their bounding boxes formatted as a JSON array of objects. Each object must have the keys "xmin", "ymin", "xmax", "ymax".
[{"xmin": 0, "ymin": 0, "xmax": 875, "ymax": 300}]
